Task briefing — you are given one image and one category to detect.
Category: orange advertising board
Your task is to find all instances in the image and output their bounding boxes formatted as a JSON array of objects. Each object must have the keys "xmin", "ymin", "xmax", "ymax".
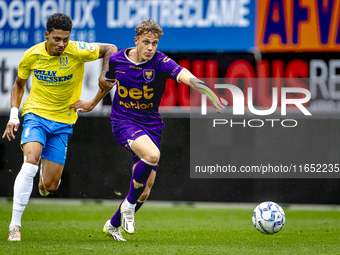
[{"xmin": 256, "ymin": 0, "xmax": 340, "ymax": 51}]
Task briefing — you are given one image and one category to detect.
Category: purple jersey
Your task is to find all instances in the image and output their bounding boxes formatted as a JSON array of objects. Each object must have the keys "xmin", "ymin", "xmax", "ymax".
[{"xmin": 106, "ymin": 48, "xmax": 184, "ymax": 129}]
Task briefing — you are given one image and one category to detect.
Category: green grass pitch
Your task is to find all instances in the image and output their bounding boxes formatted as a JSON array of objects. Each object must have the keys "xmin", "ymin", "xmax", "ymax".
[{"xmin": 0, "ymin": 201, "xmax": 340, "ymax": 254}]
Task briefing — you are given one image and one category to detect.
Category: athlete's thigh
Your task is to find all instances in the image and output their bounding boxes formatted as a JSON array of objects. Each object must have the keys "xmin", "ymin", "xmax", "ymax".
[
  {"xmin": 42, "ymin": 128, "xmax": 72, "ymax": 166},
  {"xmin": 22, "ymin": 142, "xmax": 43, "ymax": 165},
  {"xmin": 41, "ymin": 158, "xmax": 64, "ymax": 183},
  {"xmin": 131, "ymin": 134, "xmax": 160, "ymax": 160},
  {"xmin": 21, "ymin": 113, "xmax": 48, "ymax": 148},
  {"xmin": 21, "ymin": 113, "xmax": 47, "ymax": 164}
]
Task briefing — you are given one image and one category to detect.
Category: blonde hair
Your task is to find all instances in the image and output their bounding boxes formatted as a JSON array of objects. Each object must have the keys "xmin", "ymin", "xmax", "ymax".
[{"xmin": 135, "ymin": 18, "xmax": 164, "ymax": 38}]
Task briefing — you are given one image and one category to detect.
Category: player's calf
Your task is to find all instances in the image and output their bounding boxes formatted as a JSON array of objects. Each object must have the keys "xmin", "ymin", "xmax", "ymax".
[{"xmin": 38, "ymin": 168, "xmax": 61, "ymax": 196}]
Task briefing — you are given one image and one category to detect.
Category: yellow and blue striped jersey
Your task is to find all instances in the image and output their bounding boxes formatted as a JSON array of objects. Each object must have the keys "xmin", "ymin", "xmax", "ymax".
[{"xmin": 18, "ymin": 40, "xmax": 100, "ymax": 124}]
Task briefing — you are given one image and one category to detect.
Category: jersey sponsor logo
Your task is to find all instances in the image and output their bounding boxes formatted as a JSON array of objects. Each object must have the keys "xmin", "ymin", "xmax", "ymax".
[
  {"xmin": 170, "ymin": 66, "xmax": 180, "ymax": 77},
  {"xmin": 129, "ymin": 66, "xmax": 142, "ymax": 70},
  {"xmin": 143, "ymin": 69, "xmax": 155, "ymax": 82},
  {"xmin": 118, "ymin": 83, "xmax": 154, "ymax": 110},
  {"xmin": 59, "ymin": 56, "xmax": 69, "ymax": 67},
  {"xmin": 33, "ymin": 69, "xmax": 73, "ymax": 84},
  {"xmin": 118, "ymin": 84, "xmax": 154, "ymax": 100},
  {"xmin": 120, "ymin": 100, "xmax": 154, "ymax": 110}
]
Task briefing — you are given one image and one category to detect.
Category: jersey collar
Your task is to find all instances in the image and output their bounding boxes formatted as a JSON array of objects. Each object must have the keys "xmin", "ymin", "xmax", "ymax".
[{"xmin": 124, "ymin": 48, "xmax": 148, "ymax": 66}]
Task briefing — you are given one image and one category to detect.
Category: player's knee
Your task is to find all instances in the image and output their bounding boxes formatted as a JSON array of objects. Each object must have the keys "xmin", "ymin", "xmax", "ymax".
[
  {"xmin": 24, "ymin": 154, "xmax": 40, "ymax": 166},
  {"xmin": 44, "ymin": 179, "xmax": 59, "ymax": 192},
  {"xmin": 144, "ymin": 150, "xmax": 160, "ymax": 164}
]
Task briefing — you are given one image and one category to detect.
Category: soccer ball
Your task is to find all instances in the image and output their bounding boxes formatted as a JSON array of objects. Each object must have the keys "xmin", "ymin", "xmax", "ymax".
[{"xmin": 252, "ymin": 201, "xmax": 285, "ymax": 235}]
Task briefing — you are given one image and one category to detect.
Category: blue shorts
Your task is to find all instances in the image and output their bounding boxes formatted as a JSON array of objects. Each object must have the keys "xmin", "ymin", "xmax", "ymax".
[
  {"xmin": 21, "ymin": 113, "xmax": 73, "ymax": 165},
  {"xmin": 111, "ymin": 120, "xmax": 161, "ymax": 171}
]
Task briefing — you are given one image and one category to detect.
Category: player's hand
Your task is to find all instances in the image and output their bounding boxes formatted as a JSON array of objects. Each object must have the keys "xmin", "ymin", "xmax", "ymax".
[
  {"xmin": 213, "ymin": 98, "xmax": 228, "ymax": 113},
  {"xmin": 70, "ymin": 100, "xmax": 95, "ymax": 113},
  {"xmin": 2, "ymin": 107, "xmax": 20, "ymax": 141},
  {"xmin": 2, "ymin": 119, "xmax": 20, "ymax": 141},
  {"xmin": 98, "ymin": 76, "xmax": 116, "ymax": 91}
]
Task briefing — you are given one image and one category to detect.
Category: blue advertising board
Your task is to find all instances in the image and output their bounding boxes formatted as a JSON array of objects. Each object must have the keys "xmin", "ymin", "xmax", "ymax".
[{"xmin": 0, "ymin": 0, "xmax": 255, "ymax": 52}]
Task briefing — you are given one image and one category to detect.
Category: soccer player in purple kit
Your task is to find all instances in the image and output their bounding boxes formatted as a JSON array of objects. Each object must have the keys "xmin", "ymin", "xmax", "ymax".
[{"xmin": 101, "ymin": 19, "xmax": 227, "ymax": 241}]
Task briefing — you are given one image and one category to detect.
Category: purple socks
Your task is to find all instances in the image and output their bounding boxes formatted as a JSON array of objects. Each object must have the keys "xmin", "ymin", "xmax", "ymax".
[
  {"xmin": 110, "ymin": 159, "xmax": 156, "ymax": 227},
  {"xmin": 126, "ymin": 159, "xmax": 155, "ymax": 204}
]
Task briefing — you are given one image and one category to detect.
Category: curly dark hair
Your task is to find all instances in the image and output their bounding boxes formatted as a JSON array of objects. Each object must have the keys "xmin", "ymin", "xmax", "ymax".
[
  {"xmin": 46, "ymin": 13, "xmax": 72, "ymax": 33},
  {"xmin": 135, "ymin": 18, "xmax": 163, "ymax": 38}
]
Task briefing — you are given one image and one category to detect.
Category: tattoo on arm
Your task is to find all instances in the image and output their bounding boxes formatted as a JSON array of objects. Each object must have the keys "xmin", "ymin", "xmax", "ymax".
[{"xmin": 98, "ymin": 44, "xmax": 117, "ymax": 76}]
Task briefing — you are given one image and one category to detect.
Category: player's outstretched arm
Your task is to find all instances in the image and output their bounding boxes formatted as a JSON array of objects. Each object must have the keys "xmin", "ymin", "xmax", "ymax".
[
  {"xmin": 70, "ymin": 83, "xmax": 115, "ymax": 113},
  {"xmin": 2, "ymin": 76, "xmax": 27, "ymax": 141},
  {"xmin": 97, "ymin": 43, "xmax": 118, "ymax": 92},
  {"xmin": 178, "ymin": 69, "xmax": 227, "ymax": 113}
]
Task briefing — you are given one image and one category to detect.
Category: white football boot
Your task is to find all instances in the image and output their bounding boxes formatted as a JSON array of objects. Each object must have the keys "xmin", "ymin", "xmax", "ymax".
[
  {"xmin": 8, "ymin": 225, "xmax": 21, "ymax": 241},
  {"xmin": 120, "ymin": 200, "xmax": 136, "ymax": 234},
  {"xmin": 103, "ymin": 220, "xmax": 126, "ymax": 241}
]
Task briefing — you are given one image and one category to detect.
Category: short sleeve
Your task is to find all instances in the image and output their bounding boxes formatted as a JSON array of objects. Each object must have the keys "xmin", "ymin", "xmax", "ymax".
[
  {"xmin": 158, "ymin": 54, "xmax": 184, "ymax": 82},
  {"xmin": 76, "ymin": 42, "xmax": 100, "ymax": 62},
  {"xmin": 18, "ymin": 54, "xmax": 32, "ymax": 80}
]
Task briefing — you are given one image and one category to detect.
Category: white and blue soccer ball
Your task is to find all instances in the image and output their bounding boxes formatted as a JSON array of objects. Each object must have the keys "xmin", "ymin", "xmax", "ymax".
[{"xmin": 252, "ymin": 201, "xmax": 285, "ymax": 235}]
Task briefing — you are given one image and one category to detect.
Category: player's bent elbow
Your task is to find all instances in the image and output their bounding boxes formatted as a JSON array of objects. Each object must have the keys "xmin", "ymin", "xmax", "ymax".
[
  {"xmin": 106, "ymin": 44, "xmax": 118, "ymax": 56},
  {"xmin": 112, "ymin": 45, "xmax": 118, "ymax": 53}
]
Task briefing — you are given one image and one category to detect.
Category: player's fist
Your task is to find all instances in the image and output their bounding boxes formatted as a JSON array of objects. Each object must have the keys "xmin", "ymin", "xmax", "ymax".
[{"xmin": 98, "ymin": 76, "xmax": 116, "ymax": 91}]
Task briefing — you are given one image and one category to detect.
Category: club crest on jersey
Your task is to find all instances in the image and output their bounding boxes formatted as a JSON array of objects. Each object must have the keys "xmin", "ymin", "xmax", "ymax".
[
  {"xmin": 143, "ymin": 69, "xmax": 155, "ymax": 82},
  {"xmin": 59, "ymin": 56, "xmax": 68, "ymax": 67}
]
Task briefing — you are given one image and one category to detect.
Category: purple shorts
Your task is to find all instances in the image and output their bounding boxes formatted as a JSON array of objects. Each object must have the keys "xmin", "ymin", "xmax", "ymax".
[{"xmin": 111, "ymin": 120, "xmax": 161, "ymax": 171}]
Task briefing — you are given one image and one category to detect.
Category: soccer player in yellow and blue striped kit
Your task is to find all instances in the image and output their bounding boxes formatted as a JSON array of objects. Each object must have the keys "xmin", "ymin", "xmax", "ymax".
[{"xmin": 2, "ymin": 13, "xmax": 117, "ymax": 241}]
